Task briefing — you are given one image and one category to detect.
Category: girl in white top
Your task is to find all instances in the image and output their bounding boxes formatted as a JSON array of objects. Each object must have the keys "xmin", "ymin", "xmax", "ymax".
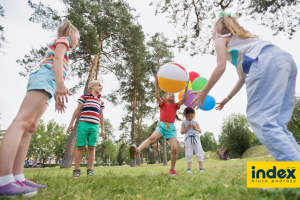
[
  {"xmin": 181, "ymin": 107, "xmax": 205, "ymax": 174},
  {"xmin": 191, "ymin": 12, "xmax": 300, "ymax": 161}
]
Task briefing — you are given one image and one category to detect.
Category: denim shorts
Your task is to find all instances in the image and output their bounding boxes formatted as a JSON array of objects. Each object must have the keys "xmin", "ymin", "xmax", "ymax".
[{"xmin": 27, "ymin": 66, "xmax": 56, "ymax": 104}]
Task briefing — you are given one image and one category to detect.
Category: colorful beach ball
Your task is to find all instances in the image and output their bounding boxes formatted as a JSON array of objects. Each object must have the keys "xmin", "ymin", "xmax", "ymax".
[{"xmin": 157, "ymin": 63, "xmax": 188, "ymax": 93}]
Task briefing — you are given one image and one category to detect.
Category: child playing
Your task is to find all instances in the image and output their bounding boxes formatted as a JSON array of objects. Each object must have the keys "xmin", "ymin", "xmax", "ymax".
[
  {"xmin": 191, "ymin": 12, "xmax": 300, "ymax": 161},
  {"xmin": 181, "ymin": 107, "xmax": 204, "ymax": 174},
  {"xmin": 67, "ymin": 80, "xmax": 105, "ymax": 178},
  {"xmin": 0, "ymin": 21, "xmax": 80, "ymax": 197},
  {"xmin": 130, "ymin": 76, "xmax": 188, "ymax": 176}
]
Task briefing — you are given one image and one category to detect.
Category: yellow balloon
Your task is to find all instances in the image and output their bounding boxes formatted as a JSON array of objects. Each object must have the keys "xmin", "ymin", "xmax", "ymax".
[
  {"xmin": 178, "ymin": 91, "xmax": 184, "ymax": 101},
  {"xmin": 188, "ymin": 81, "xmax": 192, "ymax": 90},
  {"xmin": 178, "ymin": 81, "xmax": 191, "ymax": 100}
]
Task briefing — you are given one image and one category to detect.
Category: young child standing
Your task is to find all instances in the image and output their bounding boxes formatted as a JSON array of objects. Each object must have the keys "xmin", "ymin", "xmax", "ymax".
[
  {"xmin": 181, "ymin": 107, "xmax": 205, "ymax": 174},
  {"xmin": 67, "ymin": 80, "xmax": 105, "ymax": 178},
  {"xmin": 130, "ymin": 76, "xmax": 188, "ymax": 176},
  {"xmin": 191, "ymin": 12, "xmax": 300, "ymax": 161},
  {"xmin": 0, "ymin": 21, "xmax": 80, "ymax": 197}
]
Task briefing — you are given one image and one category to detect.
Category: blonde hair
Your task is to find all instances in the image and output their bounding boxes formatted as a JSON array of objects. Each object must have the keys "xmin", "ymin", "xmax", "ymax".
[
  {"xmin": 57, "ymin": 21, "xmax": 78, "ymax": 38},
  {"xmin": 214, "ymin": 15, "xmax": 258, "ymax": 39},
  {"xmin": 88, "ymin": 80, "xmax": 103, "ymax": 91}
]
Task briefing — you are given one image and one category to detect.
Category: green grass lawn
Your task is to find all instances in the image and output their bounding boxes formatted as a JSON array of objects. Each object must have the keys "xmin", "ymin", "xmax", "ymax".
[{"xmin": 15, "ymin": 156, "xmax": 300, "ymax": 200}]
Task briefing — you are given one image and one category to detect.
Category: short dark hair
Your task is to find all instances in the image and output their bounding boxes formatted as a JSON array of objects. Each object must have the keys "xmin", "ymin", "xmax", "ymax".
[{"xmin": 183, "ymin": 107, "xmax": 195, "ymax": 117}]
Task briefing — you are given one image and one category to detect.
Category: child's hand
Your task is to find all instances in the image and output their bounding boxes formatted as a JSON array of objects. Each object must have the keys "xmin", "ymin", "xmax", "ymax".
[
  {"xmin": 187, "ymin": 123, "xmax": 192, "ymax": 129},
  {"xmin": 55, "ymin": 83, "xmax": 72, "ymax": 104},
  {"xmin": 190, "ymin": 90, "xmax": 207, "ymax": 109},
  {"xmin": 55, "ymin": 102, "xmax": 67, "ymax": 114},
  {"xmin": 67, "ymin": 124, "xmax": 73, "ymax": 134},
  {"xmin": 192, "ymin": 124, "xmax": 197, "ymax": 129},
  {"xmin": 101, "ymin": 130, "xmax": 105, "ymax": 139},
  {"xmin": 155, "ymin": 76, "xmax": 159, "ymax": 86},
  {"xmin": 215, "ymin": 97, "xmax": 230, "ymax": 111}
]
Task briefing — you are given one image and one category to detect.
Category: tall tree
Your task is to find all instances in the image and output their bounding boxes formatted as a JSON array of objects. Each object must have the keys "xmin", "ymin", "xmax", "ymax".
[
  {"xmin": 150, "ymin": 0, "xmax": 300, "ymax": 55},
  {"xmin": 21, "ymin": 0, "xmax": 135, "ymax": 168},
  {"xmin": 108, "ymin": 24, "xmax": 149, "ymax": 167}
]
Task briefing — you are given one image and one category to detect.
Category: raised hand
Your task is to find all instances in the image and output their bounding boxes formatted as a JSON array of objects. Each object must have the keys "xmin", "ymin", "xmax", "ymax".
[{"xmin": 190, "ymin": 90, "xmax": 207, "ymax": 109}]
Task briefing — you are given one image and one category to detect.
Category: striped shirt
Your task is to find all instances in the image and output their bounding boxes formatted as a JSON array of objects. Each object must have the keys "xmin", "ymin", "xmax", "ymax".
[
  {"xmin": 40, "ymin": 37, "xmax": 71, "ymax": 79},
  {"xmin": 78, "ymin": 92, "xmax": 105, "ymax": 124}
]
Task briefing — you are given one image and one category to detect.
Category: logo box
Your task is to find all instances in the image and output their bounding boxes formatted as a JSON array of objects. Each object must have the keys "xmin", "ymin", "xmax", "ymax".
[{"xmin": 247, "ymin": 162, "xmax": 300, "ymax": 188}]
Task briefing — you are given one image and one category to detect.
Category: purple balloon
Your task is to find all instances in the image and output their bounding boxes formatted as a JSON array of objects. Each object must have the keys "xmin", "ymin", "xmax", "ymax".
[{"xmin": 181, "ymin": 89, "xmax": 196, "ymax": 107}]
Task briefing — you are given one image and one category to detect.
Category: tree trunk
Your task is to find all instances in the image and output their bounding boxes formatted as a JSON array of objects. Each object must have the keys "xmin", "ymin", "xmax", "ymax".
[
  {"xmin": 146, "ymin": 148, "xmax": 149, "ymax": 164},
  {"xmin": 60, "ymin": 115, "xmax": 80, "ymax": 168},
  {"xmin": 130, "ymin": 78, "xmax": 137, "ymax": 167},
  {"xmin": 141, "ymin": 152, "xmax": 143, "ymax": 164},
  {"xmin": 136, "ymin": 150, "xmax": 140, "ymax": 166},
  {"xmin": 124, "ymin": 137, "xmax": 127, "ymax": 165},
  {"xmin": 60, "ymin": 34, "xmax": 102, "ymax": 168},
  {"xmin": 157, "ymin": 141, "xmax": 161, "ymax": 164},
  {"xmin": 162, "ymin": 137, "xmax": 167, "ymax": 165},
  {"xmin": 153, "ymin": 151, "xmax": 156, "ymax": 164}
]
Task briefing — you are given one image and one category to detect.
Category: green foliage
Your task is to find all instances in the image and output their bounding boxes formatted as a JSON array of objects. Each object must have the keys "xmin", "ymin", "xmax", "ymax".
[
  {"xmin": 200, "ymin": 132, "xmax": 218, "ymax": 152},
  {"xmin": 218, "ymin": 113, "xmax": 253, "ymax": 158},
  {"xmin": 0, "ymin": 5, "xmax": 7, "ymax": 53},
  {"xmin": 95, "ymin": 119, "xmax": 117, "ymax": 164},
  {"xmin": 20, "ymin": 0, "xmax": 136, "ymax": 93},
  {"xmin": 287, "ymin": 96, "xmax": 300, "ymax": 142},
  {"xmin": 117, "ymin": 143, "xmax": 125, "ymax": 166},
  {"xmin": 27, "ymin": 119, "xmax": 67, "ymax": 162},
  {"xmin": 150, "ymin": 0, "xmax": 300, "ymax": 55}
]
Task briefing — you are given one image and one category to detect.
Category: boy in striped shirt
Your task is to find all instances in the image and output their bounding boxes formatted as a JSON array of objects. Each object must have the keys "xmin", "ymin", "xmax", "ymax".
[{"xmin": 67, "ymin": 80, "xmax": 105, "ymax": 178}]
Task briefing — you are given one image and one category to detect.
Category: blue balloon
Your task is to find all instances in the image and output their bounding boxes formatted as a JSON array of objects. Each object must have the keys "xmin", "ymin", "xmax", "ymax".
[{"xmin": 199, "ymin": 95, "xmax": 216, "ymax": 111}]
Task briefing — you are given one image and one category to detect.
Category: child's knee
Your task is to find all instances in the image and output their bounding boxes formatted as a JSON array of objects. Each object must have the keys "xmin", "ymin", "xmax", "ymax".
[
  {"xmin": 77, "ymin": 146, "xmax": 85, "ymax": 151},
  {"xmin": 171, "ymin": 147, "xmax": 177, "ymax": 153},
  {"xmin": 149, "ymin": 135, "xmax": 157, "ymax": 142},
  {"xmin": 14, "ymin": 117, "xmax": 35, "ymax": 131},
  {"xmin": 88, "ymin": 146, "xmax": 95, "ymax": 151}
]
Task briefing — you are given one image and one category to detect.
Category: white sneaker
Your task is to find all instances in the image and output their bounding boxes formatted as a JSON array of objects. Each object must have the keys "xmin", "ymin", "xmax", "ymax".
[
  {"xmin": 186, "ymin": 168, "xmax": 192, "ymax": 174},
  {"xmin": 200, "ymin": 168, "xmax": 205, "ymax": 173}
]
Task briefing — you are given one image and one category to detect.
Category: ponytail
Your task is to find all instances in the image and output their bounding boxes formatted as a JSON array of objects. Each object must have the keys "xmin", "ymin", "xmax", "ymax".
[
  {"xmin": 57, "ymin": 21, "xmax": 78, "ymax": 38},
  {"xmin": 215, "ymin": 14, "xmax": 258, "ymax": 39}
]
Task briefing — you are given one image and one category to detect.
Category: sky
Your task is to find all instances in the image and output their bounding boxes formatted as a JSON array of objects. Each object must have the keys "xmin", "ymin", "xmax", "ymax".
[{"xmin": 1, "ymin": 0, "xmax": 300, "ymax": 142}]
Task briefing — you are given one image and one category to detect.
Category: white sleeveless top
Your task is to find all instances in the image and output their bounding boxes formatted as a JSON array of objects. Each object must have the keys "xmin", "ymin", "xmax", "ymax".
[{"xmin": 225, "ymin": 35, "xmax": 272, "ymax": 74}]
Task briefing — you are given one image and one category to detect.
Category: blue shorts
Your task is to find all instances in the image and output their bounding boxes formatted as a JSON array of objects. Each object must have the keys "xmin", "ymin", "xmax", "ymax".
[
  {"xmin": 155, "ymin": 122, "xmax": 177, "ymax": 140},
  {"xmin": 27, "ymin": 66, "xmax": 56, "ymax": 105}
]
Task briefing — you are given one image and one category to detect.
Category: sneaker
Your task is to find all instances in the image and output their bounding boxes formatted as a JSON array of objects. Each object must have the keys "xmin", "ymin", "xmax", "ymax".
[
  {"xmin": 129, "ymin": 145, "xmax": 137, "ymax": 159},
  {"xmin": 87, "ymin": 169, "xmax": 94, "ymax": 176},
  {"xmin": 21, "ymin": 180, "xmax": 47, "ymax": 189},
  {"xmin": 187, "ymin": 168, "xmax": 192, "ymax": 174},
  {"xmin": 170, "ymin": 169, "xmax": 177, "ymax": 176},
  {"xmin": 200, "ymin": 168, "xmax": 205, "ymax": 173},
  {"xmin": 72, "ymin": 169, "xmax": 81, "ymax": 178},
  {"xmin": 0, "ymin": 181, "xmax": 37, "ymax": 198}
]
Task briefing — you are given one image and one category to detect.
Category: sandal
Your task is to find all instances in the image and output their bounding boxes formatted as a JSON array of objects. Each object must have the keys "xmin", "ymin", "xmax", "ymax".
[
  {"xmin": 72, "ymin": 169, "xmax": 81, "ymax": 178},
  {"xmin": 87, "ymin": 169, "xmax": 94, "ymax": 176}
]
